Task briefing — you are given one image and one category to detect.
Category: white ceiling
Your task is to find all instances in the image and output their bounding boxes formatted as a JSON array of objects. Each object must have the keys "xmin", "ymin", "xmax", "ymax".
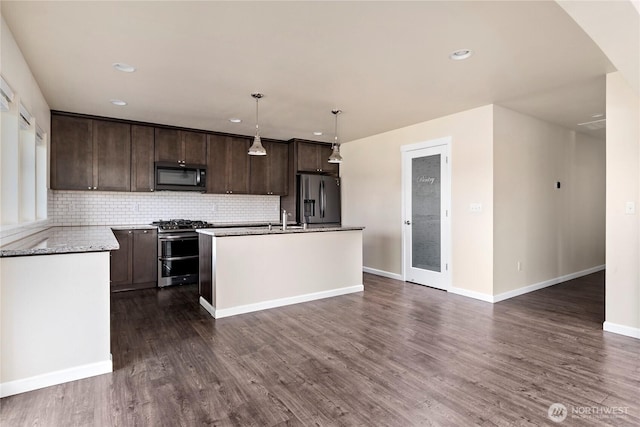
[{"xmin": 1, "ymin": 1, "xmax": 615, "ymax": 143}]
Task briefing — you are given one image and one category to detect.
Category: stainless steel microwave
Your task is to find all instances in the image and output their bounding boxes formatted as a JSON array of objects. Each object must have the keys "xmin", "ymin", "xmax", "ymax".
[{"xmin": 155, "ymin": 162, "xmax": 206, "ymax": 192}]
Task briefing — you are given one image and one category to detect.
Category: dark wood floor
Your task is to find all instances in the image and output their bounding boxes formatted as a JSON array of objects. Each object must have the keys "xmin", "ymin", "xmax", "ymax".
[{"xmin": 2, "ymin": 271, "xmax": 639, "ymax": 426}]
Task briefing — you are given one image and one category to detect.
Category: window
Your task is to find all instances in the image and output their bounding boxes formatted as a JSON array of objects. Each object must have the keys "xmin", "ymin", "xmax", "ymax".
[{"xmin": 0, "ymin": 75, "xmax": 48, "ymax": 227}]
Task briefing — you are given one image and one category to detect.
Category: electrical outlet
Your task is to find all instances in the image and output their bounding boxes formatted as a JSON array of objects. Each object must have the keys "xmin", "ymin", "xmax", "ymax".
[
  {"xmin": 470, "ymin": 203, "xmax": 482, "ymax": 213},
  {"xmin": 517, "ymin": 261, "xmax": 522, "ymax": 271},
  {"xmin": 211, "ymin": 203, "xmax": 216, "ymax": 213},
  {"xmin": 133, "ymin": 203, "xmax": 140, "ymax": 212},
  {"xmin": 625, "ymin": 201, "xmax": 636, "ymax": 215}
]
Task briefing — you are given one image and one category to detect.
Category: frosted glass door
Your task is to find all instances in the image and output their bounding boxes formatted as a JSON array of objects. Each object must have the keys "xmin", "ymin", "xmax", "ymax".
[
  {"xmin": 412, "ymin": 155, "xmax": 441, "ymax": 272},
  {"xmin": 402, "ymin": 141, "xmax": 450, "ymax": 290}
]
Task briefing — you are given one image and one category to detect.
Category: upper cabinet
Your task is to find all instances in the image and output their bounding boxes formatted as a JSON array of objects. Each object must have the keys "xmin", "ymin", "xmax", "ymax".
[
  {"xmin": 51, "ymin": 112, "xmax": 293, "ymax": 195},
  {"xmin": 249, "ymin": 141, "xmax": 289, "ymax": 195},
  {"xmin": 293, "ymin": 140, "xmax": 339, "ymax": 176},
  {"xmin": 51, "ymin": 114, "xmax": 131, "ymax": 191},
  {"xmin": 131, "ymin": 125, "xmax": 155, "ymax": 192},
  {"xmin": 51, "ymin": 115, "xmax": 93, "ymax": 190},
  {"xmin": 94, "ymin": 120, "xmax": 132, "ymax": 191},
  {"xmin": 206, "ymin": 134, "xmax": 250, "ymax": 194},
  {"xmin": 155, "ymin": 128, "xmax": 207, "ymax": 165}
]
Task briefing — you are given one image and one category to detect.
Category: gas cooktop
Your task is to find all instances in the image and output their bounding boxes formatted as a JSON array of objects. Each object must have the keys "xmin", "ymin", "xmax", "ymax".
[{"xmin": 151, "ymin": 219, "xmax": 214, "ymax": 231}]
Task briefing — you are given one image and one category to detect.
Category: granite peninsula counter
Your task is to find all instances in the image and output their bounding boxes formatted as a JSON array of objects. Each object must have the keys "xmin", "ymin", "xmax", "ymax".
[
  {"xmin": 0, "ymin": 226, "xmax": 120, "ymax": 257},
  {"xmin": 197, "ymin": 226, "xmax": 364, "ymax": 318}
]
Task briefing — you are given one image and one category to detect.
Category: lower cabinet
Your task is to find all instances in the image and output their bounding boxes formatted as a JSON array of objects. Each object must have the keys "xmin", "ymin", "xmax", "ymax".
[{"xmin": 110, "ymin": 228, "xmax": 157, "ymax": 292}]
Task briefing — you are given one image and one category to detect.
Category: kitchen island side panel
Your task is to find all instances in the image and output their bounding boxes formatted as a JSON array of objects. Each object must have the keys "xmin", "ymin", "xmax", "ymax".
[
  {"xmin": 198, "ymin": 233, "xmax": 213, "ymax": 305},
  {"xmin": 214, "ymin": 230, "xmax": 363, "ymax": 311},
  {"xmin": 0, "ymin": 251, "xmax": 112, "ymax": 397}
]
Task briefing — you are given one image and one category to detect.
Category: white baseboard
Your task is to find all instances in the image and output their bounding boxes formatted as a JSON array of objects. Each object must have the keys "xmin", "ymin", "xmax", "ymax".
[
  {"xmin": 0, "ymin": 357, "xmax": 113, "ymax": 398},
  {"xmin": 363, "ymin": 266, "xmax": 402, "ymax": 281},
  {"xmin": 449, "ymin": 287, "xmax": 494, "ymax": 303},
  {"xmin": 209, "ymin": 285, "xmax": 364, "ymax": 319},
  {"xmin": 603, "ymin": 321, "xmax": 640, "ymax": 339},
  {"xmin": 492, "ymin": 264, "xmax": 605, "ymax": 303}
]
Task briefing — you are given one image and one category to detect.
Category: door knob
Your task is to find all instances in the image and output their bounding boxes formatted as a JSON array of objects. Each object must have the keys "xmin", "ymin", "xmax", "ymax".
[{"xmin": 404, "ymin": 220, "xmax": 411, "ymax": 225}]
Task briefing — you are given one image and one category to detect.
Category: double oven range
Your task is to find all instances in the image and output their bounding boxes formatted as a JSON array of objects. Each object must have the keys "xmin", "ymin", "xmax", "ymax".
[{"xmin": 152, "ymin": 219, "xmax": 215, "ymax": 287}]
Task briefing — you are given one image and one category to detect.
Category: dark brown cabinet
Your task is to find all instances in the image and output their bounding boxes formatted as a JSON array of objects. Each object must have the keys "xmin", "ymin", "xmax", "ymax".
[
  {"xmin": 294, "ymin": 140, "xmax": 339, "ymax": 176},
  {"xmin": 249, "ymin": 141, "xmax": 289, "ymax": 195},
  {"xmin": 206, "ymin": 134, "xmax": 250, "ymax": 194},
  {"xmin": 110, "ymin": 228, "xmax": 157, "ymax": 292},
  {"xmin": 51, "ymin": 115, "xmax": 94, "ymax": 190},
  {"xmin": 131, "ymin": 125, "xmax": 155, "ymax": 192},
  {"xmin": 51, "ymin": 114, "xmax": 131, "ymax": 191},
  {"xmin": 155, "ymin": 128, "xmax": 207, "ymax": 165},
  {"xmin": 94, "ymin": 120, "xmax": 132, "ymax": 191},
  {"xmin": 51, "ymin": 111, "xmax": 296, "ymax": 195}
]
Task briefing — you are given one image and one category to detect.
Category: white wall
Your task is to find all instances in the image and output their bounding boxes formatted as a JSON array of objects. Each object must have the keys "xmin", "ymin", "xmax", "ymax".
[
  {"xmin": 1, "ymin": 251, "xmax": 112, "ymax": 397},
  {"xmin": 493, "ymin": 105, "xmax": 605, "ymax": 294},
  {"xmin": 342, "ymin": 103, "xmax": 606, "ymax": 300},
  {"xmin": 341, "ymin": 105, "xmax": 494, "ymax": 296},
  {"xmin": 0, "ymin": 16, "xmax": 50, "ymax": 134},
  {"xmin": 605, "ymin": 71, "xmax": 640, "ymax": 337}
]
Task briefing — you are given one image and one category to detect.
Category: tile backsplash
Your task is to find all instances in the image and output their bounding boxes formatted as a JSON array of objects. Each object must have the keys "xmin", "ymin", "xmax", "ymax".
[{"xmin": 49, "ymin": 190, "xmax": 281, "ymax": 226}]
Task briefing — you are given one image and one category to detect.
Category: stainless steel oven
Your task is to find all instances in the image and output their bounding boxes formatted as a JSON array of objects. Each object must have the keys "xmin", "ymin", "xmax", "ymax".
[{"xmin": 153, "ymin": 220, "xmax": 213, "ymax": 287}]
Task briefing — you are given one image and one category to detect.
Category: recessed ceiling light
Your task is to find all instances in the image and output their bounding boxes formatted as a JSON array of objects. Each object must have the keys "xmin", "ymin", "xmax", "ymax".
[
  {"xmin": 110, "ymin": 99, "xmax": 127, "ymax": 106},
  {"xmin": 591, "ymin": 113, "xmax": 604, "ymax": 118},
  {"xmin": 112, "ymin": 63, "xmax": 136, "ymax": 73},
  {"xmin": 449, "ymin": 49, "xmax": 473, "ymax": 60},
  {"xmin": 229, "ymin": 118, "xmax": 242, "ymax": 123},
  {"xmin": 313, "ymin": 131, "xmax": 323, "ymax": 136}
]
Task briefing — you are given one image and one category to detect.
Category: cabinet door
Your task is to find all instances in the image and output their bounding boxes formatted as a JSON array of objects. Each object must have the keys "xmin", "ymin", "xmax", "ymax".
[
  {"xmin": 154, "ymin": 128, "xmax": 181, "ymax": 163},
  {"xmin": 94, "ymin": 120, "xmax": 131, "ymax": 191},
  {"xmin": 268, "ymin": 141, "xmax": 289, "ymax": 195},
  {"xmin": 110, "ymin": 230, "xmax": 133, "ymax": 290},
  {"xmin": 227, "ymin": 137, "xmax": 250, "ymax": 194},
  {"xmin": 206, "ymin": 134, "xmax": 229, "ymax": 194},
  {"xmin": 249, "ymin": 142, "xmax": 269, "ymax": 195},
  {"xmin": 297, "ymin": 141, "xmax": 319, "ymax": 173},
  {"xmin": 131, "ymin": 125, "xmax": 155, "ymax": 192},
  {"xmin": 132, "ymin": 229, "xmax": 157, "ymax": 288},
  {"xmin": 319, "ymin": 144, "xmax": 339, "ymax": 176},
  {"xmin": 182, "ymin": 131, "xmax": 207, "ymax": 165},
  {"xmin": 51, "ymin": 115, "xmax": 94, "ymax": 190}
]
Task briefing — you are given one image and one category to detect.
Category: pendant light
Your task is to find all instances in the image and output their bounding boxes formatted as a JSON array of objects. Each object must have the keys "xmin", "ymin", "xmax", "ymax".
[
  {"xmin": 248, "ymin": 93, "xmax": 267, "ymax": 156},
  {"xmin": 327, "ymin": 109, "xmax": 343, "ymax": 164}
]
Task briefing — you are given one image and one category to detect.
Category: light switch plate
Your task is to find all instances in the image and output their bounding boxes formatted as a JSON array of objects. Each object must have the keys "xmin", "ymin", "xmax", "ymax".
[
  {"xmin": 625, "ymin": 201, "xmax": 636, "ymax": 215},
  {"xmin": 470, "ymin": 203, "xmax": 482, "ymax": 213}
]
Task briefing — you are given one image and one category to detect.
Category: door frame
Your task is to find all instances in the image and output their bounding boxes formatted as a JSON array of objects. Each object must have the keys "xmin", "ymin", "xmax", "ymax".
[{"xmin": 400, "ymin": 136, "xmax": 452, "ymax": 290}]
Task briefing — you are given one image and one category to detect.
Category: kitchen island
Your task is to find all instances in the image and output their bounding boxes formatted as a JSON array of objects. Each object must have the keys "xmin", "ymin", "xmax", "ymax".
[
  {"xmin": 197, "ymin": 226, "xmax": 364, "ymax": 318},
  {"xmin": 0, "ymin": 226, "xmax": 118, "ymax": 397}
]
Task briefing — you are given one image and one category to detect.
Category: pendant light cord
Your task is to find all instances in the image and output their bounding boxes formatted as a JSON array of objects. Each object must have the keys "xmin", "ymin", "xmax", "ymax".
[{"xmin": 255, "ymin": 96, "xmax": 260, "ymax": 137}]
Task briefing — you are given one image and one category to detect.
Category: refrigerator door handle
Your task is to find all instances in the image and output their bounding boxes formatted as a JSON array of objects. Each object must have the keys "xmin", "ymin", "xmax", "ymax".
[{"xmin": 320, "ymin": 179, "xmax": 325, "ymax": 218}]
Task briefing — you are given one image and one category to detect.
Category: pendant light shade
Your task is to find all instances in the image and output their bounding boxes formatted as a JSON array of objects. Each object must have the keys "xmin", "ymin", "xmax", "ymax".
[
  {"xmin": 327, "ymin": 109, "xmax": 343, "ymax": 164},
  {"xmin": 248, "ymin": 93, "xmax": 267, "ymax": 156}
]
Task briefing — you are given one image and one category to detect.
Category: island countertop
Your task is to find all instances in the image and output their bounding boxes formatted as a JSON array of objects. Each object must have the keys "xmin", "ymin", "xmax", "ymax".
[
  {"xmin": 0, "ymin": 226, "xmax": 120, "ymax": 257},
  {"xmin": 197, "ymin": 225, "xmax": 364, "ymax": 237}
]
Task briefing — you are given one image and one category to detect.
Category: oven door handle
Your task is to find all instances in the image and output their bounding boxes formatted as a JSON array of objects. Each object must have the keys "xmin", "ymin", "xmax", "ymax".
[
  {"xmin": 158, "ymin": 255, "xmax": 199, "ymax": 261},
  {"xmin": 158, "ymin": 235, "xmax": 198, "ymax": 240}
]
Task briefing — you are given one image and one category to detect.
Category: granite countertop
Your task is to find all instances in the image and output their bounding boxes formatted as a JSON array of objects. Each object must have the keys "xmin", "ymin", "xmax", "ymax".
[
  {"xmin": 110, "ymin": 224, "xmax": 158, "ymax": 230},
  {"xmin": 0, "ymin": 226, "xmax": 120, "ymax": 257},
  {"xmin": 197, "ymin": 225, "xmax": 365, "ymax": 237}
]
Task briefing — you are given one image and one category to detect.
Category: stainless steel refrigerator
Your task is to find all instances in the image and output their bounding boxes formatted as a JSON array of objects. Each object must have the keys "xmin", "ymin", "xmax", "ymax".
[{"xmin": 298, "ymin": 174, "xmax": 341, "ymax": 224}]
